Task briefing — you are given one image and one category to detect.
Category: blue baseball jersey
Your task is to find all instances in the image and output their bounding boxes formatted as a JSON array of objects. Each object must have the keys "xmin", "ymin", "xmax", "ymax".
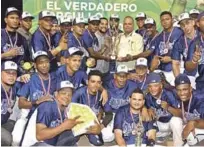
[
  {"xmin": 52, "ymin": 31, "xmax": 62, "ymax": 47},
  {"xmin": 36, "ymin": 101, "xmax": 66, "ymax": 145},
  {"xmin": 1, "ymin": 29, "xmax": 30, "ymax": 67},
  {"xmin": 144, "ymin": 34, "xmax": 159, "ymax": 67},
  {"xmin": 56, "ymin": 65, "xmax": 87, "ymax": 89},
  {"xmin": 135, "ymin": 29, "xmax": 146, "ymax": 37},
  {"xmin": 151, "ymin": 27, "xmax": 183, "ymax": 71},
  {"xmin": 72, "ymin": 86, "xmax": 102, "ymax": 115},
  {"xmin": 114, "ymin": 105, "xmax": 157, "ymax": 145},
  {"xmin": 17, "ymin": 72, "xmax": 57, "ymax": 116},
  {"xmin": 181, "ymin": 90, "xmax": 204, "ymax": 121},
  {"xmin": 187, "ymin": 35, "xmax": 204, "ymax": 91},
  {"xmin": 171, "ymin": 31, "xmax": 199, "ymax": 76},
  {"xmin": 1, "ymin": 82, "xmax": 22, "ymax": 124},
  {"xmin": 31, "ymin": 28, "xmax": 58, "ymax": 71},
  {"xmin": 53, "ymin": 31, "xmax": 73, "ymax": 48},
  {"xmin": 145, "ymin": 89, "xmax": 180, "ymax": 123},
  {"xmin": 82, "ymin": 29, "xmax": 99, "ymax": 52},
  {"xmin": 103, "ymin": 79, "xmax": 138, "ymax": 113},
  {"xmin": 135, "ymin": 75, "xmax": 148, "ymax": 92}
]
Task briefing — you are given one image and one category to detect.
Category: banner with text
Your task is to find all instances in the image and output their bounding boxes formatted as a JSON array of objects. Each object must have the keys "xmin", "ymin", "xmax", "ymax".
[{"xmin": 23, "ymin": 0, "xmax": 204, "ymax": 32}]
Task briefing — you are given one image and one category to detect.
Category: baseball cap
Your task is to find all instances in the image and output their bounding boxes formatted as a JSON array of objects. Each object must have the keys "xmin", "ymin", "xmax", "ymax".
[
  {"xmin": 144, "ymin": 18, "xmax": 156, "ymax": 25},
  {"xmin": 60, "ymin": 16, "xmax": 72, "ymax": 24},
  {"xmin": 146, "ymin": 72, "xmax": 161, "ymax": 85},
  {"xmin": 62, "ymin": 47, "xmax": 84, "ymax": 58},
  {"xmin": 72, "ymin": 17, "xmax": 87, "ymax": 25},
  {"xmin": 1, "ymin": 61, "xmax": 17, "ymax": 71},
  {"xmin": 5, "ymin": 7, "xmax": 20, "ymax": 17},
  {"xmin": 110, "ymin": 14, "xmax": 120, "ymax": 20},
  {"xmin": 88, "ymin": 15, "xmax": 100, "ymax": 23},
  {"xmin": 38, "ymin": 10, "xmax": 56, "ymax": 20},
  {"xmin": 189, "ymin": 9, "xmax": 200, "ymax": 15},
  {"xmin": 135, "ymin": 12, "xmax": 146, "ymax": 19},
  {"xmin": 197, "ymin": 12, "xmax": 204, "ymax": 21},
  {"xmin": 57, "ymin": 81, "xmax": 74, "ymax": 91},
  {"xmin": 135, "ymin": 58, "xmax": 148, "ymax": 67},
  {"xmin": 178, "ymin": 13, "xmax": 191, "ymax": 24},
  {"xmin": 33, "ymin": 51, "xmax": 49, "ymax": 61},
  {"xmin": 175, "ymin": 74, "xmax": 191, "ymax": 86},
  {"xmin": 116, "ymin": 65, "xmax": 128, "ymax": 73},
  {"xmin": 22, "ymin": 11, "xmax": 34, "ymax": 19},
  {"xmin": 52, "ymin": 18, "xmax": 58, "ymax": 24}
]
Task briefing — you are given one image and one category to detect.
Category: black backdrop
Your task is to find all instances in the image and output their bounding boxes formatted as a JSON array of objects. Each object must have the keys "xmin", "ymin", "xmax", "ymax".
[{"xmin": 1, "ymin": 0, "xmax": 22, "ymax": 28}]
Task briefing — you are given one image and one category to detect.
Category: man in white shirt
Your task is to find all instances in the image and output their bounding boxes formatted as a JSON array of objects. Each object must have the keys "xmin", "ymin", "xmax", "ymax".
[{"xmin": 116, "ymin": 16, "xmax": 144, "ymax": 71}]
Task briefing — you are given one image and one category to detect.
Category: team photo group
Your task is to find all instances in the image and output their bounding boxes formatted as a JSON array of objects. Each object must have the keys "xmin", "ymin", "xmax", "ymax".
[{"xmin": 1, "ymin": 3, "xmax": 204, "ymax": 147}]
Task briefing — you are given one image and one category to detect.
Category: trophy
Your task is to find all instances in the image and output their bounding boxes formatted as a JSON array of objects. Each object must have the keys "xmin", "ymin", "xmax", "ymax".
[
  {"xmin": 109, "ymin": 24, "xmax": 119, "ymax": 60},
  {"xmin": 135, "ymin": 121, "xmax": 144, "ymax": 147}
]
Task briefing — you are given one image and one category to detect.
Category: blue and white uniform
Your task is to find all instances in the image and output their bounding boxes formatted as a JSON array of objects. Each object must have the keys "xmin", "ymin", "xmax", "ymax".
[
  {"xmin": 17, "ymin": 72, "xmax": 57, "ymax": 117},
  {"xmin": 187, "ymin": 35, "xmax": 204, "ymax": 92},
  {"xmin": 114, "ymin": 105, "xmax": 157, "ymax": 145},
  {"xmin": 104, "ymin": 79, "xmax": 138, "ymax": 113},
  {"xmin": 1, "ymin": 82, "xmax": 22, "ymax": 124},
  {"xmin": 31, "ymin": 28, "xmax": 58, "ymax": 71}
]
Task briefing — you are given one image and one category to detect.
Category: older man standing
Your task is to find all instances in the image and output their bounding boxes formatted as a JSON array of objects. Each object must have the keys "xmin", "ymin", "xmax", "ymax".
[{"xmin": 116, "ymin": 16, "xmax": 144, "ymax": 71}]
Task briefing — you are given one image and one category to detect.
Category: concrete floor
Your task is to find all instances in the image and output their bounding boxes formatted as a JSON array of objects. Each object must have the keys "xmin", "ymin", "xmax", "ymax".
[{"xmin": 77, "ymin": 135, "xmax": 204, "ymax": 147}]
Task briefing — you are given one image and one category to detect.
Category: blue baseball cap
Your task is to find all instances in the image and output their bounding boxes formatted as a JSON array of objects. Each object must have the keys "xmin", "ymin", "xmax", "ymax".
[
  {"xmin": 175, "ymin": 74, "xmax": 191, "ymax": 86},
  {"xmin": 197, "ymin": 11, "xmax": 204, "ymax": 21},
  {"xmin": 146, "ymin": 72, "xmax": 161, "ymax": 85}
]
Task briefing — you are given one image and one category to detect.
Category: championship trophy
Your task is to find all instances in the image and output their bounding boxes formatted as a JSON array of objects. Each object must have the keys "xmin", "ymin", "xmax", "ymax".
[
  {"xmin": 135, "ymin": 121, "xmax": 144, "ymax": 147},
  {"xmin": 103, "ymin": 24, "xmax": 119, "ymax": 60}
]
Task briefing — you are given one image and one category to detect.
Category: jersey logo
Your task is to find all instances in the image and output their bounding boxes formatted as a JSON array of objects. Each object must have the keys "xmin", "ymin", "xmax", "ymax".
[
  {"xmin": 109, "ymin": 98, "xmax": 129, "ymax": 110},
  {"xmin": 122, "ymin": 120, "xmax": 134, "ymax": 136},
  {"xmin": 32, "ymin": 90, "xmax": 44, "ymax": 101},
  {"xmin": 50, "ymin": 119, "xmax": 61, "ymax": 127},
  {"xmin": 159, "ymin": 41, "xmax": 174, "ymax": 55},
  {"xmin": 185, "ymin": 109, "xmax": 201, "ymax": 121}
]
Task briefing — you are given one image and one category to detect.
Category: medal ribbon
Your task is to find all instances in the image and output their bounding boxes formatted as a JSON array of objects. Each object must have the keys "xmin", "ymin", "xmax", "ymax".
[
  {"xmin": 184, "ymin": 30, "xmax": 196, "ymax": 54},
  {"xmin": 5, "ymin": 29, "xmax": 18, "ymax": 48},
  {"xmin": 87, "ymin": 88, "xmax": 98, "ymax": 107},
  {"xmin": 38, "ymin": 74, "xmax": 51, "ymax": 95},
  {"xmin": 39, "ymin": 28, "xmax": 52, "ymax": 50},
  {"xmin": 73, "ymin": 34, "xmax": 82, "ymax": 47},
  {"xmin": 130, "ymin": 109, "xmax": 143, "ymax": 133},
  {"xmin": 181, "ymin": 96, "xmax": 192, "ymax": 123},
  {"xmin": 163, "ymin": 28, "xmax": 174, "ymax": 48}
]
